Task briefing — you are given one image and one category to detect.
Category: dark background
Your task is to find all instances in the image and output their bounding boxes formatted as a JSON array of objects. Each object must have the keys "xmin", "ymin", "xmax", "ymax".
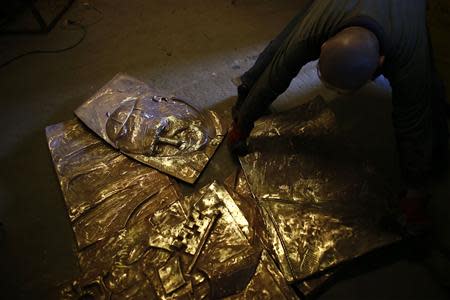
[{"xmin": 0, "ymin": 1, "xmax": 449, "ymax": 299}]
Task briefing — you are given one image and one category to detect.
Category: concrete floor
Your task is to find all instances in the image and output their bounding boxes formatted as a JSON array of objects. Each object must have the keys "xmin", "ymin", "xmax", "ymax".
[{"xmin": 0, "ymin": 0, "xmax": 449, "ymax": 299}]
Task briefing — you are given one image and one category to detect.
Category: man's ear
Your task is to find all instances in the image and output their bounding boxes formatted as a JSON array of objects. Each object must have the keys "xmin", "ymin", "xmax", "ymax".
[{"xmin": 379, "ymin": 55, "xmax": 385, "ymax": 67}]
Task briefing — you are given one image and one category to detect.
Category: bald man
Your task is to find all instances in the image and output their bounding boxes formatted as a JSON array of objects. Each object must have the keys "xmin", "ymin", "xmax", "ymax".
[{"xmin": 229, "ymin": 0, "xmax": 449, "ymax": 235}]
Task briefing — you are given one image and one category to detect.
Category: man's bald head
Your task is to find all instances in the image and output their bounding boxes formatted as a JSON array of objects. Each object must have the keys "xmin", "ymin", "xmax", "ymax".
[{"xmin": 318, "ymin": 26, "xmax": 382, "ymax": 92}]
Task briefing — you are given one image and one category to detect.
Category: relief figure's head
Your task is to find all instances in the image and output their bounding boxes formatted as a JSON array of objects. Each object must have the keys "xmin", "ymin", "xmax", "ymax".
[{"xmin": 106, "ymin": 96, "xmax": 211, "ymax": 157}]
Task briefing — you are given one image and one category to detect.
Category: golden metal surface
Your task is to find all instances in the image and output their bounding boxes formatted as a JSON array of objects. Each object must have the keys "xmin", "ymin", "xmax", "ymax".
[
  {"xmin": 159, "ymin": 256, "xmax": 186, "ymax": 295},
  {"xmin": 239, "ymin": 97, "xmax": 401, "ymax": 282},
  {"xmin": 224, "ymin": 168, "xmax": 328, "ymax": 297},
  {"xmin": 74, "ymin": 73, "xmax": 226, "ymax": 183},
  {"xmin": 49, "ymin": 95, "xmax": 399, "ymax": 298},
  {"xmin": 295, "ymin": 272, "xmax": 333, "ymax": 297},
  {"xmin": 45, "ymin": 119, "xmax": 180, "ymax": 249},
  {"xmin": 58, "ymin": 180, "xmax": 300, "ymax": 299},
  {"xmin": 224, "ymin": 251, "xmax": 299, "ymax": 300}
]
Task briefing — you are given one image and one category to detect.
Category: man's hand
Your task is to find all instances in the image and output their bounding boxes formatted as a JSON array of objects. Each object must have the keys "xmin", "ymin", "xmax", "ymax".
[
  {"xmin": 381, "ymin": 188, "xmax": 431, "ymax": 255},
  {"xmin": 399, "ymin": 189, "xmax": 430, "ymax": 223},
  {"xmin": 397, "ymin": 188, "xmax": 431, "ymax": 237},
  {"xmin": 227, "ymin": 122, "xmax": 250, "ymax": 156}
]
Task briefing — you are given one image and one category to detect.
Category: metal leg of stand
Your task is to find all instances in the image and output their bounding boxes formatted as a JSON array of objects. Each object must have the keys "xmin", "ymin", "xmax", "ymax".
[
  {"xmin": 29, "ymin": 0, "xmax": 48, "ymax": 31},
  {"xmin": 0, "ymin": 0, "xmax": 75, "ymax": 35}
]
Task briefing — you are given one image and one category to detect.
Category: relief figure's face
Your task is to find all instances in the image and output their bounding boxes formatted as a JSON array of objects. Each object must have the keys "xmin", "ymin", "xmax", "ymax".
[{"xmin": 106, "ymin": 95, "xmax": 211, "ymax": 157}]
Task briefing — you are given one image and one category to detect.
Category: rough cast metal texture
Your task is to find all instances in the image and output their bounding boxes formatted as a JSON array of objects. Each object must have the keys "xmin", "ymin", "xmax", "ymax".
[
  {"xmin": 224, "ymin": 168, "xmax": 330, "ymax": 297},
  {"xmin": 74, "ymin": 73, "xmax": 226, "ymax": 184},
  {"xmin": 239, "ymin": 97, "xmax": 401, "ymax": 283},
  {"xmin": 224, "ymin": 251, "xmax": 299, "ymax": 300},
  {"xmin": 59, "ymin": 181, "xmax": 298, "ymax": 299},
  {"xmin": 295, "ymin": 273, "xmax": 333, "ymax": 297},
  {"xmin": 45, "ymin": 119, "xmax": 181, "ymax": 250}
]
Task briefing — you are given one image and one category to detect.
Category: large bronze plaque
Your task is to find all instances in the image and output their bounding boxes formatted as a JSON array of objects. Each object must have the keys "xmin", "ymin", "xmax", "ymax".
[
  {"xmin": 224, "ymin": 168, "xmax": 332, "ymax": 297},
  {"xmin": 224, "ymin": 251, "xmax": 299, "ymax": 300},
  {"xmin": 58, "ymin": 181, "xmax": 298, "ymax": 299},
  {"xmin": 45, "ymin": 119, "xmax": 181, "ymax": 249},
  {"xmin": 240, "ymin": 97, "xmax": 400, "ymax": 282},
  {"xmin": 74, "ymin": 73, "xmax": 226, "ymax": 183}
]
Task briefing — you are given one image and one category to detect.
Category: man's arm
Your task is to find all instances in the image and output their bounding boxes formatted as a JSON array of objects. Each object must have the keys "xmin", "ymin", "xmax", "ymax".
[
  {"xmin": 236, "ymin": 36, "xmax": 320, "ymax": 134},
  {"xmin": 389, "ymin": 44, "xmax": 433, "ymax": 190},
  {"xmin": 240, "ymin": 1, "xmax": 314, "ymax": 89},
  {"xmin": 232, "ymin": 2, "xmax": 315, "ymax": 123}
]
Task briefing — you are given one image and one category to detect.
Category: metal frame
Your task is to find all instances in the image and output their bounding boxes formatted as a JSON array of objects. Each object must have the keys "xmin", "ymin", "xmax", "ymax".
[{"xmin": 1, "ymin": 0, "xmax": 75, "ymax": 35}]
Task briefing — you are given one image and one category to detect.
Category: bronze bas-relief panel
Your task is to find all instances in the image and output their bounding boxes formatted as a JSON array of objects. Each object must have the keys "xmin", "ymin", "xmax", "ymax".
[
  {"xmin": 224, "ymin": 168, "xmax": 330, "ymax": 297},
  {"xmin": 74, "ymin": 73, "xmax": 226, "ymax": 183},
  {"xmin": 240, "ymin": 97, "xmax": 400, "ymax": 282},
  {"xmin": 46, "ymin": 119, "xmax": 180, "ymax": 249},
  {"xmin": 224, "ymin": 251, "xmax": 299, "ymax": 300},
  {"xmin": 60, "ymin": 182, "xmax": 297, "ymax": 299}
]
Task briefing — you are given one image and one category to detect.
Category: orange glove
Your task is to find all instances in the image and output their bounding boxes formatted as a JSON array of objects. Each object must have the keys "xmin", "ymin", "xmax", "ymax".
[
  {"xmin": 227, "ymin": 122, "xmax": 250, "ymax": 156},
  {"xmin": 399, "ymin": 189, "xmax": 430, "ymax": 225}
]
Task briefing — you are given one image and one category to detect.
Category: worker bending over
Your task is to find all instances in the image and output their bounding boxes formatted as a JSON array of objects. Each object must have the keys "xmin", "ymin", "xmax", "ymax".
[{"xmin": 229, "ymin": 0, "xmax": 449, "ymax": 235}]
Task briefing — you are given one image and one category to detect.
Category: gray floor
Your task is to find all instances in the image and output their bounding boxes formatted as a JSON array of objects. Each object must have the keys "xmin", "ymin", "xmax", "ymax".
[{"xmin": 0, "ymin": 1, "xmax": 449, "ymax": 299}]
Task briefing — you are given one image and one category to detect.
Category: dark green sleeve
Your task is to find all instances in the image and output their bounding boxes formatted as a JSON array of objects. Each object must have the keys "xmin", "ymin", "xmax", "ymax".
[
  {"xmin": 388, "ymin": 41, "xmax": 434, "ymax": 188},
  {"xmin": 236, "ymin": 35, "xmax": 320, "ymax": 132},
  {"xmin": 240, "ymin": 0, "xmax": 315, "ymax": 89}
]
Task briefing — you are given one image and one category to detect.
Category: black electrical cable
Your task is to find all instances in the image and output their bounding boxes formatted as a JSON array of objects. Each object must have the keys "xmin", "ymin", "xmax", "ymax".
[{"xmin": 0, "ymin": 20, "xmax": 86, "ymax": 70}]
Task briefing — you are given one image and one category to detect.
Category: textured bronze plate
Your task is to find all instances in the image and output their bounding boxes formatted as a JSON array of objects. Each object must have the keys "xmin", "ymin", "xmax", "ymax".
[
  {"xmin": 45, "ymin": 119, "xmax": 181, "ymax": 249},
  {"xmin": 74, "ymin": 73, "xmax": 226, "ymax": 183},
  {"xmin": 295, "ymin": 272, "xmax": 333, "ymax": 297},
  {"xmin": 239, "ymin": 97, "xmax": 400, "ymax": 282},
  {"xmin": 224, "ymin": 251, "xmax": 299, "ymax": 300},
  {"xmin": 224, "ymin": 168, "xmax": 330, "ymax": 297},
  {"xmin": 59, "ymin": 181, "xmax": 297, "ymax": 299}
]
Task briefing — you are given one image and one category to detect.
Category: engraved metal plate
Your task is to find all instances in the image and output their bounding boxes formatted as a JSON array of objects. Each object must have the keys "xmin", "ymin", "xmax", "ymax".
[
  {"xmin": 224, "ymin": 251, "xmax": 299, "ymax": 300},
  {"xmin": 239, "ymin": 97, "xmax": 401, "ymax": 282},
  {"xmin": 59, "ymin": 182, "xmax": 297, "ymax": 299},
  {"xmin": 74, "ymin": 73, "xmax": 226, "ymax": 183},
  {"xmin": 224, "ymin": 168, "xmax": 330, "ymax": 297},
  {"xmin": 45, "ymin": 119, "xmax": 181, "ymax": 249}
]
